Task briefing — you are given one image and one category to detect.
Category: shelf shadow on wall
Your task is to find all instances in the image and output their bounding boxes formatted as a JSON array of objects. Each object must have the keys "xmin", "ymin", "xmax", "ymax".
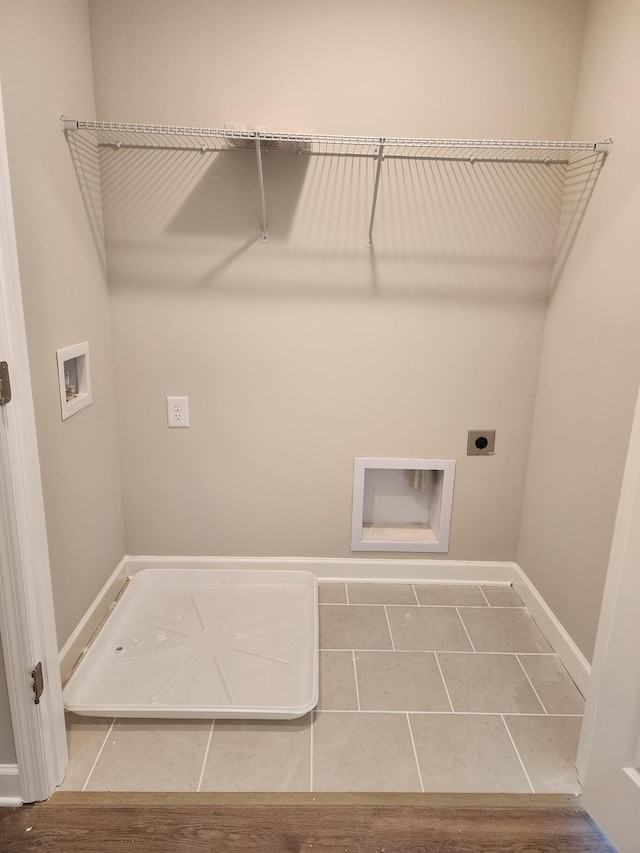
[
  {"xmin": 169, "ymin": 149, "xmax": 311, "ymax": 242},
  {"xmin": 550, "ymin": 150, "xmax": 607, "ymax": 293},
  {"xmin": 64, "ymin": 128, "xmax": 107, "ymax": 272},
  {"xmin": 64, "ymin": 131, "xmax": 607, "ymax": 302}
]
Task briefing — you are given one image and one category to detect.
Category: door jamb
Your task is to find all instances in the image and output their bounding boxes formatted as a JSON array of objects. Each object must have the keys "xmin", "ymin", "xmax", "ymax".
[
  {"xmin": 577, "ymin": 379, "xmax": 640, "ymax": 780},
  {"xmin": 0, "ymin": 78, "xmax": 67, "ymax": 803}
]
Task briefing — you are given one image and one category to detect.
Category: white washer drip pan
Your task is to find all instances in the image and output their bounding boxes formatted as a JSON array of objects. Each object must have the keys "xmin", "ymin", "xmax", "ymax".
[{"xmin": 63, "ymin": 568, "xmax": 318, "ymax": 719}]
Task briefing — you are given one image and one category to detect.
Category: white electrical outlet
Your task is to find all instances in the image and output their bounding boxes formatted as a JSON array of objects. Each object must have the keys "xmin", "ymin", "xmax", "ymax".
[{"xmin": 166, "ymin": 396, "xmax": 189, "ymax": 428}]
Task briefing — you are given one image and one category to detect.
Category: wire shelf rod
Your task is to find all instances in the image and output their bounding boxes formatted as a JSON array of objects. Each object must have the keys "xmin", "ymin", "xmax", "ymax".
[
  {"xmin": 92, "ymin": 139, "xmax": 576, "ymax": 166},
  {"xmin": 383, "ymin": 154, "xmax": 573, "ymax": 165},
  {"xmin": 94, "ymin": 141, "xmax": 379, "ymax": 159}
]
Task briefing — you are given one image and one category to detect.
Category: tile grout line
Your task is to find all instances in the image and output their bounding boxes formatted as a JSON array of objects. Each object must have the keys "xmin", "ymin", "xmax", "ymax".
[
  {"xmin": 310, "ymin": 709, "xmax": 583, "ymax": 717},
  {"xmin": 455, "ymin": 606, "xmax": 477, "ymax": 653},
  {"xmin": 320, "ymin": 602, "xmax": 509, "ymax": 609},
  {"xmin": 319, "ymin": 646, "xmax": 558, "ymax": 656},
  {"xmin": 406, "ymin": 713, "xmax": 425, "ymax": 794},
  {"xmin": 344, "ymin": 584, "xmax": 350, "ymax": 605},
  {"xmin": 410, "ymin": 584, "xmax": 420, "ymax": 605},
  {"xmin": 479, "ymin": 586, "xmax": 492, "ymax": 607},
  {"xmin": 434, "ymin": 653, "xmax": 455, "ymax": 713},
  {"xmin": 383, "ymin": 606, "xmax": 396, "ymax": 651},
  {"xmin": 515, "ymin": 654, "xmax": 550, "ymax": 715},
  {"xmin": 82, "ymin": 717, "xmax": 116, "ymax": 792},
  {"xmin": 351, "ymin": 650, "xmax": 362, "ymax": 711},
  {"xmin": 500, "ymin": 714, "xmax": 536, "ymax": 794},
  {"xmin": 196, "ymin": 719, "xmax": 215, "ymax": 792}
]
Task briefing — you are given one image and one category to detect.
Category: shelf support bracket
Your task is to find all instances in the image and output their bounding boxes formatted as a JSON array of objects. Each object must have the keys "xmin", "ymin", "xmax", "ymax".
[
  {"xmin": 595, "ymin": 138, "xmax": 614, "ymax": 161},
  {"xmin": 60, "ymin": 116, "xmax": 79, "ymax": 133},
  {"xmin": 367, "ymin": 141, "xmax": 385, "ymax": 248},
  {"xmin": 255, "ymin": 136, "xmax": 269, "ymax": 243}
]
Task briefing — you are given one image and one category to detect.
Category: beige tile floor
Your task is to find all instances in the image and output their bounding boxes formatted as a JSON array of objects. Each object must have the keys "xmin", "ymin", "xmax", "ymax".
[{"xmin": 60, "ymin": 582, "xmax": 585, "ymax": 794}]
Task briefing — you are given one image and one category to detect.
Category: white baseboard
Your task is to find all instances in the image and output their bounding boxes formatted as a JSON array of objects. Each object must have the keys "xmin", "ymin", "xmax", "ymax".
[
  {"xmin": 59, "ymin": 555, "xmax": 590, "ymax": 699},
  {"xmin": 122, "ymin": 554, "xmax": 515, "ymax": 584},
  {"xmin": 58, "ymin": 555, "xmax": 130, "ymax": 682},
  {"xmin": 511, "ymin": 563, "xmax": 591, "ymax": 697},
  {"xmin": 0, "ymin": 763, "xmax": 21, "ymax": 805}
]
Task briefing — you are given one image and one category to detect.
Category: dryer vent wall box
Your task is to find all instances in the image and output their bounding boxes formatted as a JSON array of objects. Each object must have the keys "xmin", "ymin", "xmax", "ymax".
[
  {"xmin": 57, "ymin": 342, "xmax": 92, "ymax": 420},
  {"xmin": 351, "ymin": 457, "xmax": 455, "ymax": 552}
]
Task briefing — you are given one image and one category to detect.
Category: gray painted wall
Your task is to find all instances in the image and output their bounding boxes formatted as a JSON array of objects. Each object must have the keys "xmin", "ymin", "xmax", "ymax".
[
  {"xmin": 89, "ymin": 0, "xmax": 587, "ymax": 562},
  {"xmin": 0, "ymin": 0, "xmax": 125, "ymax": 650},
  {"xmin": 517, "ymin": 0, "xmax": 640, "ymax": 660}
]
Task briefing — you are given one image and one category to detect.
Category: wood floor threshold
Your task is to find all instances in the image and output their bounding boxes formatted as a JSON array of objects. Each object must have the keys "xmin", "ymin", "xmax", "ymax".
[
  {"xmin": 2, "ymin": 791, "xmax": 617, "ymax": 851},
  {"xmin": 48, "ymin": 790, "xmax": 582, "ymax": 809}
]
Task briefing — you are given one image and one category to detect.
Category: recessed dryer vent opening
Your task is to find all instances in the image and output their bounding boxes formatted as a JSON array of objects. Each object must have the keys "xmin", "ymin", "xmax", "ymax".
[
  {"xmin": 351, "ymin": 458, "xmax": 455, "ymax": 552},
  {"xmin": 62, "ymin": 569, "xmax": 318, "ymax": 719}
]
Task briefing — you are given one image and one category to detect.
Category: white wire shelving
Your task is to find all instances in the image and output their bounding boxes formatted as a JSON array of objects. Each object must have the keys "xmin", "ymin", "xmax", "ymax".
[{"xmin": 61, "ymin": 118, "xmax": 612, "ymax": 247}]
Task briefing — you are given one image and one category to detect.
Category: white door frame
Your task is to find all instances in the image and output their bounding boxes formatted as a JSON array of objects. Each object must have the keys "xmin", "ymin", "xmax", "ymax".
[{"xmin": 0, "ymin": 79, "xmax": 67, "ymax": 803}]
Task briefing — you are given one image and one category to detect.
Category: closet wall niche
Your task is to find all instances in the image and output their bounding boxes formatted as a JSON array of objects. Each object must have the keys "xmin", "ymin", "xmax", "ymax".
[{"xmin": 61, "ymin": 117, "xmax": 610, "ymax": 560}]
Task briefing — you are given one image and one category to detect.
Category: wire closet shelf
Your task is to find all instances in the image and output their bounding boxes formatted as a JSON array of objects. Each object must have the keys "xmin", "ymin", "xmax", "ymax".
[{"xmin": 61, "ymin": 118, "xmax": 612, "ymax": 245}]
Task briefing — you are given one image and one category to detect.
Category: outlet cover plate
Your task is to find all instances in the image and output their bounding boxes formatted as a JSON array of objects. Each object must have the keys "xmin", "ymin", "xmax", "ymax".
[{"xmin": 167, "ymin": 396, "xmax": 189, "ymax": 428}]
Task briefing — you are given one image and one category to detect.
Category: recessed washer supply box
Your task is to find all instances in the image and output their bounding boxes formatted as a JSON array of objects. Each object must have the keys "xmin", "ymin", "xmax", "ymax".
[
  {"xmin": 351, "ymin": 457, "xmax": 455, "ymax": 553},
  {"xmin": 63, "ymin": 568, "xmax": 318, "ymax": 719},
  {"xmin": 56, "ymin": 341, "xmax": 92, "ymax": 420}
]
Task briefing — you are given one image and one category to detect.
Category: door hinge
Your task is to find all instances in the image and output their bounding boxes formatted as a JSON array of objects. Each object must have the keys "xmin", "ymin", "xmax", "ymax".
[
  {"xmin": 30, "ymin": 661, "xmax": 44, "ymax": 705},
  {"xmin": 0, "ymin": 361, "xmax": 11, "ymax": 405}
]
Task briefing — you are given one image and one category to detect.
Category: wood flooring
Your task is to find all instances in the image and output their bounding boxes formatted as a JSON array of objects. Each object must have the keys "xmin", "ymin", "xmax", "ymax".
[{"xmin": 0, "ymin": 792, "xmax": 617, "ymax": 852}]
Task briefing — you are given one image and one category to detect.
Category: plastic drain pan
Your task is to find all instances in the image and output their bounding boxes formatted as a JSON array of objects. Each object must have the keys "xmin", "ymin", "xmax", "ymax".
[{"xmin": 63, "ymin": 568, "xmax": 318, "ymax": 719}]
